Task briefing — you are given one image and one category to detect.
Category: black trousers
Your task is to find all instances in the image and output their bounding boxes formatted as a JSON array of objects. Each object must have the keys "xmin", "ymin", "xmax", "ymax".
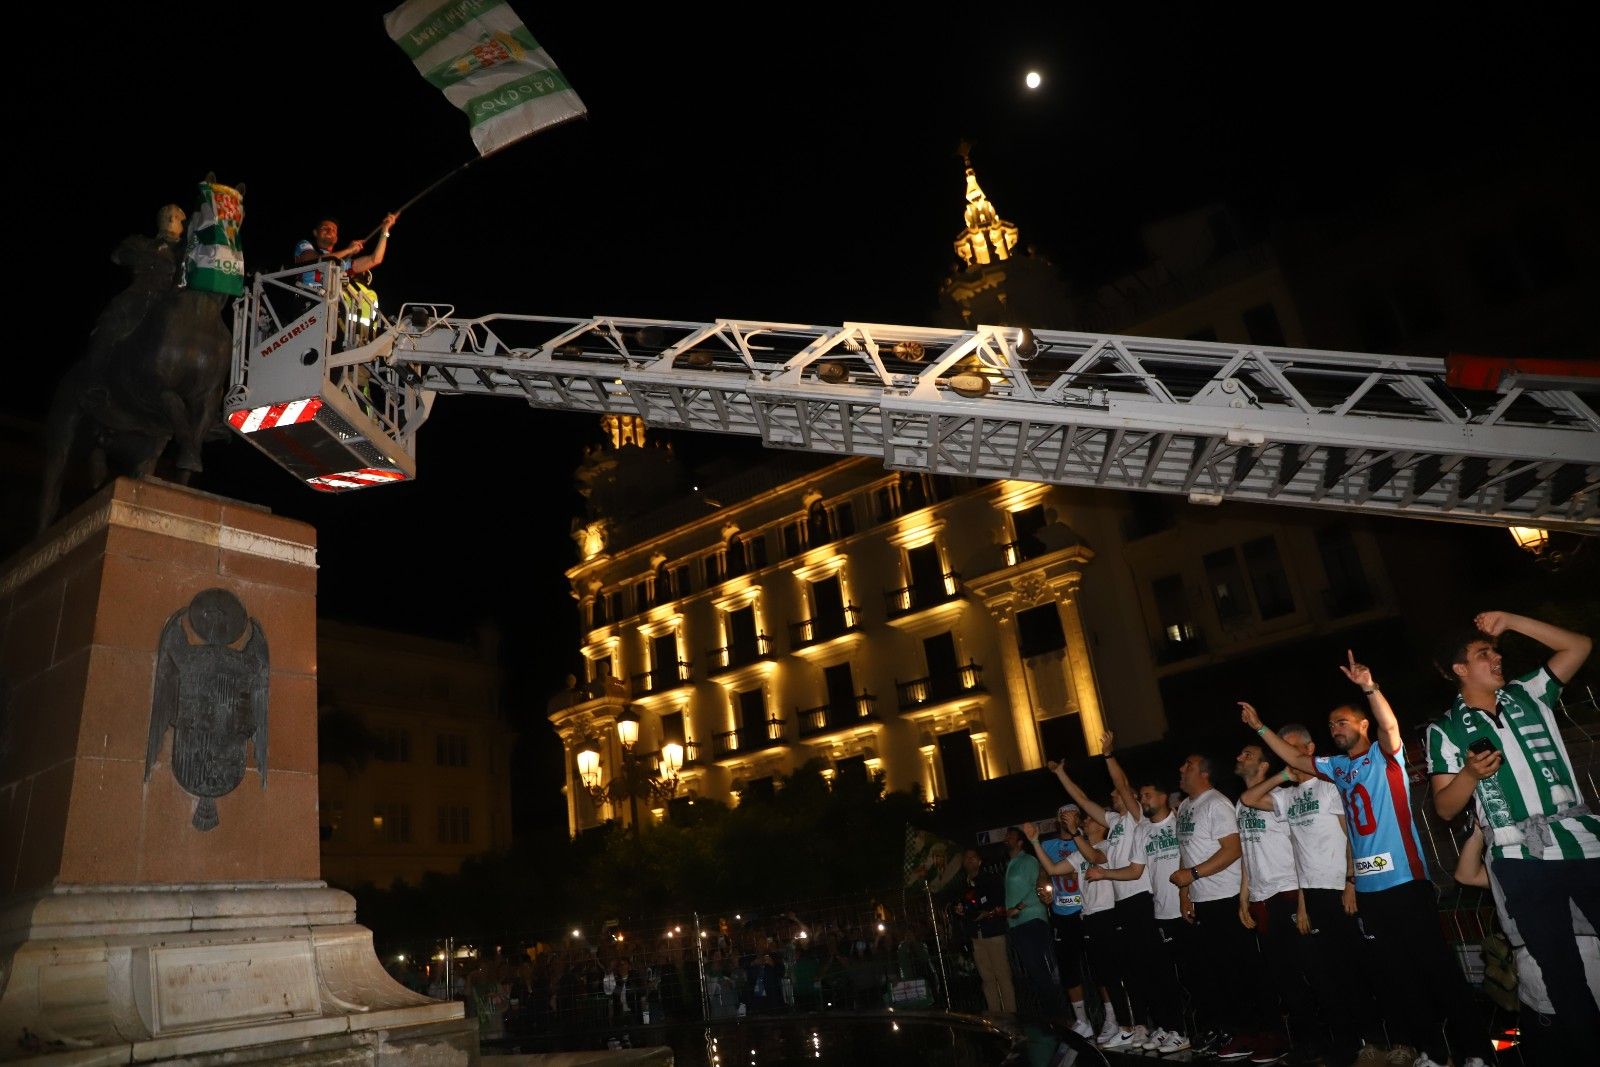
[
  {"xmin": 1008, "ymin": 918, "xmax": 1068, "ymax": 1019},
  {"xmin": 1114, "ymin": 892, "xmax": 1184, "ymax": 1032},
  {"xmin": 1301, "ymin": 887, "xmax": 1385, "ymax": 1060},
  {"xmin": 1083, "ymin": 909, "xmax": 1132, "ymax": 1024},
  {"xmin": 1354, "ymin": 879, "xmax": 1487, "ymax": 1061},
  {"xmin": 1157, "ymin": 916, "xmax": 1199, "ymax": 1035},
  {"xmin": 1050, "ymin": 910, "xmax": 1085, "ymax": 993},
  {"xmin": 1494, "ymin": 856, "xmax": 1600, "ymax": 1057},
  {"xmin": 1257, "ymin": 891, "xmax": 1317, "ymax": 1043},
  {"xmin": 1191, "ymin": 895, "xmax": 1269, "ymax": 1033}
]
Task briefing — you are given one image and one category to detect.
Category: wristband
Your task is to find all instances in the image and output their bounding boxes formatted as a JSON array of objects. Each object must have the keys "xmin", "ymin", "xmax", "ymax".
[
  {"xmin": 1362, "ymin": 686, "xmax": 1378, "ymax": 694},
  {"xmin": 1190, "ymin": 867, "xmax": 1201, "ymax": 881},
  {"xmin": 381, "ymin": 231, "xmax": 391, "ymax": 238},
  {"xmin": 1281, "ymin": 768, "xmax": 1292, "ymax": 784},
  {"xmin": 1255, "ymin": 725, "xmax": 1268, "ymax": 736}
]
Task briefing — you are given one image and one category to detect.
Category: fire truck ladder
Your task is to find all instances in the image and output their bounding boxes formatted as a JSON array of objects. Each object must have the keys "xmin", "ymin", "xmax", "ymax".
[{"xmin": 228, "ymin": 265, "xmax": 1600, "ymax": 531}]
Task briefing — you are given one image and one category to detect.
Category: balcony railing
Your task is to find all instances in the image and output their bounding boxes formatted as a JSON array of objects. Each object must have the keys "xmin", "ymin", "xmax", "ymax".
[
  {"xmin": 706, "ymin": 634, "xmax": 773, "ymax": 672},
  {"xmin": 884, "ymin": 574, "xmax": 962, "ymax": 619},
  {"xmin": 712, "ymin": 718, "xmax": 788, "ymax": 758},
  {"xmin": 683, "ymin": 740, "xmax": 704, "ymax": 766},
  {"xmin": 797, "ymin": 693, "xmax": 880, "ymax": 737},
  {"xmin": 1153, "ymin": 631, "xmax": 1208, "ymax": 665},
  {"xmin": 789, "ymin": 606, "xmax": 861, "ymax": 648},
  {"xmin": 895, "ymin": 663, "xmax": 984, "ymax": 710},
  {"xmin": 629, "ymin": 660, "xmax": 693, "ymax": 696},
  {"xmin": 1002, "ymin": 538, "xmax": 1051, "ymax": 566}
]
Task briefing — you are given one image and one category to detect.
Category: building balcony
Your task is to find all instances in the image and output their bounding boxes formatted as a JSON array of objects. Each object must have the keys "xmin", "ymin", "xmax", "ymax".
[
  {"xmin": 712, "ymin": 718, "xmax": 789, "ymax": 762},
  {"xmin": 1153, "ymin": 631, "xmax": 1208, "ymax": 665},
  {"xmin": 629, "ymin": 660, "xmax": 693, "ymax": 697},
  {"xmin": 683, "ymin": 740, "xmax": 705, "ymax": 766},
  {"xmin": 797, "ymin": 693, "xmax": 880, "ymax": 740},
  {"xmin": 547, "ymin": 676, "xmax": 629, "ymax": 720},
  {"xmin": 788, "ymin": 607, "xmax": 861, "ymax": 650},
  {"xmin": 895, "ymin": 663, "xmax": 985, "ymax": 712},
  {"xmin": 706, "ymin": 635, "xmax": 775, "ymax": 676},
  {"xmin": 884, "ymin": 574, "xmax": 962, "ymax": 621},
  {"xmin": 1322, "ymin": 583, "xmax": 1378, "ymax": 619},
  {"xmin": 1001, "ymin": 539, "xmax": 1054, "ymax": 566}
]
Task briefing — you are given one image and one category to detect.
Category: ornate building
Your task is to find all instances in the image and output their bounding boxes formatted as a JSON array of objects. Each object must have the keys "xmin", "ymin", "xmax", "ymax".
[{"xmin": 542, "ymin": 155, "xmax": 1524, "ymax": 837}]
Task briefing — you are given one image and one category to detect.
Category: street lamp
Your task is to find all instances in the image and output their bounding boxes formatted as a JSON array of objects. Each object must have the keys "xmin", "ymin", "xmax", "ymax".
[
  {"xmin": 1508, "ymin": 526, "xmax": 1550, "ymax": 554},
  {"xmin": 573, "ymin": 708, "xmax": 687, "ymax": 839}
]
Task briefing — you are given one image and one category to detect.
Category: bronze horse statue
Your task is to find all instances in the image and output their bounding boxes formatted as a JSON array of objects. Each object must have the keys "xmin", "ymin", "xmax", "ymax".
[{"xmin": 38, "ymin": 178, "xmax": 244, "ymax": 532}]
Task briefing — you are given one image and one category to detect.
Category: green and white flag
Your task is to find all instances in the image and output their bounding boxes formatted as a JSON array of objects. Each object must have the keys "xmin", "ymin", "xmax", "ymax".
[
  {"xmin": 185, "ymin": 180, "xmax": 245, "ymax": 296},
  {"xmin": 385, "ymin": 0, "xmax": 587, "ymax": 157}
]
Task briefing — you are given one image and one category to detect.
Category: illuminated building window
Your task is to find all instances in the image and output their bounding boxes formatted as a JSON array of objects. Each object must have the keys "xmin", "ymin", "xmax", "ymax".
[
  {"xmin": 832, "ymin": 500, "xmax": 856, "ymax": 537},
  {"xmin": 704, "ymin": 549, "xmax": 727, "ymax": 586},
  {"xmin": 374, "ymin": 727, "xmax": 411, "ymax": 763},
  {"xmin": 437, "ymin": 805, "xmax": 472, "ymax": 845},
  {"xmin": 781, "ymin": 520, "xmax": 807, "ymax": 559},
  {"xmin": 372, "ymin": 803, "xmax": 412, "ymax": 844},
  {"xmin": 1243, "ymin": 536, "xmax": 1295, "ymax": 620},
  {"xmin": 1152, "ymin": 574, "xmax": 1204, "ymax": 662},
  {"xmin": 436, "ymin": 733, "xmax": 469, "ymax": 767},
  {"xmin": 1202, "ymin": 548, "xmax": 1251, "ymax": 624}
]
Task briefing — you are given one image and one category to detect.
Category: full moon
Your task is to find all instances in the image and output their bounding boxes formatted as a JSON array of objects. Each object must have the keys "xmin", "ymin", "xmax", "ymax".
[{"xmin": 1025, "ymin": 71, "xmax": 1042, "ymax": 90}]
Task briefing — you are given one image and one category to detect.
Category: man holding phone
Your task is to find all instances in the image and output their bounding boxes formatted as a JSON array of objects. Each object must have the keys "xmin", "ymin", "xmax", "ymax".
[{"xmin": 1425, "ymin": 611, "xmax": 1599, "ymax": 1053}]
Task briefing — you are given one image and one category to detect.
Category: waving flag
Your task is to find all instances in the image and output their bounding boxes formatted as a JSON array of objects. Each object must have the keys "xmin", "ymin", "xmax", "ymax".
[{"xmin": 385, "ymin": 1, "xmax": 587, "ymax": 157}]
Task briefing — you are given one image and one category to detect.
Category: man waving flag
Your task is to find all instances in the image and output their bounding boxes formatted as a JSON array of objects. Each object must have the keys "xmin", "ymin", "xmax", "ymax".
[{"xmin": 385, "ymin": 1, "xmax": 587, "ymax": 157}]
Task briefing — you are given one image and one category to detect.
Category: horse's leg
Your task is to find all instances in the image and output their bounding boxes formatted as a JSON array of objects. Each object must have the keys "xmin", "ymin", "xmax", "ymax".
[{"xmin": 158, "ymin": 389, "xmax": 203, "ymax": 473}]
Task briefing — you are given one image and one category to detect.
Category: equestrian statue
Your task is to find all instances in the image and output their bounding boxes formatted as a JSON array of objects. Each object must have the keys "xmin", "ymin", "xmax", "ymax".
[{"xmin": 38, "ymin": 175, "xmax": 245, "ymax": 532}]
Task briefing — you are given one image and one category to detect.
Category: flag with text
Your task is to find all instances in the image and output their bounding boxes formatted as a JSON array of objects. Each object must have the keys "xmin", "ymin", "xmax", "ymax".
[{"xmin": 385, "ymin": 1, "xmax": 586, "ymax": 157}]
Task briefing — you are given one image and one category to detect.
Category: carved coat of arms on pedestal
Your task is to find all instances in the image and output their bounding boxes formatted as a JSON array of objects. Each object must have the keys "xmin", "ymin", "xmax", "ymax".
[{"xmin": 145, "ymin": 588, "xmax": 270, "ymax": 830}]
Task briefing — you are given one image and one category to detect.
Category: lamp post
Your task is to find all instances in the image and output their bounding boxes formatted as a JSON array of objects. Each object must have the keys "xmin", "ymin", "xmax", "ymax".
[{"xmin": 573, "ymin": 706, "xmax": 682, "ymax": 840}]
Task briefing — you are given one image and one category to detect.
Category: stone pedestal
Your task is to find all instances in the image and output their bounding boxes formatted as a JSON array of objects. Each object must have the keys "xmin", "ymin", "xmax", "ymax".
[{"xmin": 0, "ymin": 478, "xmax": 472, "ymax": 1065}]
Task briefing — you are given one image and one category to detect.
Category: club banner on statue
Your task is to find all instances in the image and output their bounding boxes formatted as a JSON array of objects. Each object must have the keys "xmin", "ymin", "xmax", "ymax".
[
  {"xmin": 185, "ymin": 180, "xmax": 245, "ymax": 296},
  {"xmin": 385, "ymin": 0, "xmax": 587, "ymax": 157}
]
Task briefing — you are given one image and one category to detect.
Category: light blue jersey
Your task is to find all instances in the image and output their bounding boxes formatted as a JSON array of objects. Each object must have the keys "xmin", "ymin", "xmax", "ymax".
[
  {"xmin": 1039, "ymin": 837, "xmax": 1085, "ymax": 915},
  {"xmin": 1315, "ymin": 743, "xmax": 1428, "ymax": 892}
]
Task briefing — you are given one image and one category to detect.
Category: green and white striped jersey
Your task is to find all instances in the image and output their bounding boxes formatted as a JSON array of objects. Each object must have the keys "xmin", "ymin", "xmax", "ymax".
[{"xmin": 1425, "ymin": 666, "xmax": 1599, "ymax": 861}]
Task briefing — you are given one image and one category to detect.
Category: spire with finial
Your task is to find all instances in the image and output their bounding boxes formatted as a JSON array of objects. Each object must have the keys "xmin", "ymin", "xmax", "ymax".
[{"xmin": 953, "ymin": 142, "xmax": 1020, "ymax": 268}]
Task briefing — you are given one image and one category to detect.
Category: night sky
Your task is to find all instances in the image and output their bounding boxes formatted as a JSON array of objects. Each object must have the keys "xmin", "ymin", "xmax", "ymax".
[{"xmin": 15, "ymin": 5, "xmax": 1595, "ymax": 833}]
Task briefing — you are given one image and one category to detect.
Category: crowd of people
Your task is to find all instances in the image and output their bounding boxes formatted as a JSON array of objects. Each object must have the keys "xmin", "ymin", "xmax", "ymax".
[
  {"xmin": 942, "ymin": 611, "xmax": 1597, "ymax": 1066},
  {"xmin": 396, "ymin": 903, "xmax": 950, "ymax": 1047}
]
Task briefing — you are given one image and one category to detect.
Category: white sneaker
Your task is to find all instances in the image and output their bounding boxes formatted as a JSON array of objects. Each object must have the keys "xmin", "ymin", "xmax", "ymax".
[
  {"xmin": 1070, "ymin": 1018, "xmax": 1094, "ymax": 1040},
  {"xmin": 1158, "ymin": 1032, "xmax": 1192, "ymax": 1055},
  {"xmin": 1099, "ymin": 1028, "xmax": 1136, "ymax": 1049},
  {"xmin": 1095, "ymin": 1017, "xmax": 1121, "ymax": 1045},
  {"xmin": 1142, "ymin": 1028, "xmax": 1168, "ymax": 1051}
]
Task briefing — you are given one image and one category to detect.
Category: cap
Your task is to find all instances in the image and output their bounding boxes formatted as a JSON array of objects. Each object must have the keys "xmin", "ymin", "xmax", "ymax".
[{"xmin": 1057, "ymin": 803, "xmax": 1081, "ymax": 816}]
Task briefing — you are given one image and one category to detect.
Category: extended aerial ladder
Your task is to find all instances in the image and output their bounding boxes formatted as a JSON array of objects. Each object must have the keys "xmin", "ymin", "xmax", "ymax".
[{"xmin": 227, "ymin": 264, "xmax": 1600, "ymax": 532}]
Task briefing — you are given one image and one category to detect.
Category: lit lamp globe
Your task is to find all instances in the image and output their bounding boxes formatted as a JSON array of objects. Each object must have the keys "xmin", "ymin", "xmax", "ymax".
[
  {"xmin": 1508, "ymin": 526, "xmax": 1549, "ymax": 554},
  {"xmin": 575, "ymin": 740, "xmax": 601, "ymax": 790},
  {"xmin": 615, "ymin": 707, "xmax": 641, "ymax": 749},
  {"xmin": 661, "ymin": 741, "xmax": 685, "ymax": 775}
]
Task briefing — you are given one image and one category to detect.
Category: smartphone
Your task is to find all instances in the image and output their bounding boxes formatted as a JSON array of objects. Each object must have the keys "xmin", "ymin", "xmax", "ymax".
[{"xmin": 1468, "ymin": 737, "xmax": 1497, "ymax": 757}]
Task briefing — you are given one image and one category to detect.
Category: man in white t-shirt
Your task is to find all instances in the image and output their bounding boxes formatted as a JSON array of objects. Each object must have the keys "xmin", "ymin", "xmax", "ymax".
[
  {"xmin": 1047, "ymin": 752, "xmax": 1140, "ymax": 1045},
  {"xmin": 1171, "ymin": 751, "xmax": 1271, "ymax": 1058},
  {"xmin": 1242, "ymin": 722, "xmax": 1385, "ymax": 1066},
  {"xmin": 1232, "ymin": 742, "xmax": 1308, "ymax": 1065},
  {"xmin": 1088, "ymin": 772, "xmax": 1190, "ymax": 1054}
]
